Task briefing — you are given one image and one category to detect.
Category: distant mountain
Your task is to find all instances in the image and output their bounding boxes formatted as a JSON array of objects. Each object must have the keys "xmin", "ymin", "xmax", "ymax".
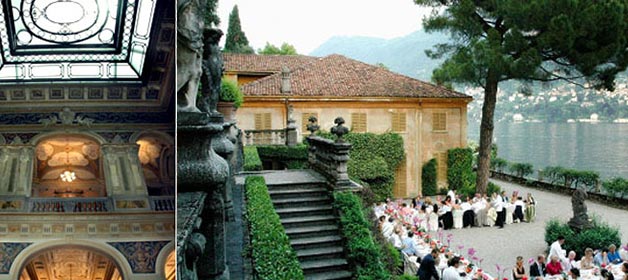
[
  {"xmin": 310, "ymin": 30, "xmax": 446, "ymax": 82},
  {"xmin": 310, "ymin": 31, "xmax": 628, "ymax": 123}
]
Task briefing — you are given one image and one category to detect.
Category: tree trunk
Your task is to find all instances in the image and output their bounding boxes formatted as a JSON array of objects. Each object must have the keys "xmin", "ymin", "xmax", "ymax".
[{"xmin": 476, "ymin": 72, "xmax": 499, "ymax": 194}]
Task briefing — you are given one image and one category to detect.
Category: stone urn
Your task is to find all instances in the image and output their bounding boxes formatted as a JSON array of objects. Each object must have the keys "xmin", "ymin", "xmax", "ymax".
[{"xmin": 217, "ymin": 101, "xmax": 237, "ymax": 122}]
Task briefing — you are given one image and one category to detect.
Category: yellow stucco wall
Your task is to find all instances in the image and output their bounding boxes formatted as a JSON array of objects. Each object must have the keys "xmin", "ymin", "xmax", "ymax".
[{"xmin": 237, "ymin": 97, "xmax": 470, "ymax": 198}]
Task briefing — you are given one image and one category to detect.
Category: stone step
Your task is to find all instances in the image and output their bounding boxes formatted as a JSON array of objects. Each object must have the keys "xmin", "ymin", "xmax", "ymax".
[
  {"xmin": 268, "ymin": 187, "xmax": 329, "ymax": 200},
  {"xmin": 305, "ymin": 270, "xmax": 353, "ymax": 280},
  {"xmin": 285, "ymin": 224, "xmax": 339, "ymax": 239},
  {"xmin": 300, "ymin": 258, "xmax": 349, "ymax": 275},
  {"xmin": 272, "ymin": 196, "xmax": 331, "ymax": 208},
  {"xmin": 276, "ymin": 205, "xmax": 334, "ymax": 219},
  {"xmin": 281, "ymin": 215, "xmax": 337, "ymax": 228},
  {"xmin": 296, "ymin": 246, "xmax": 345, "ymax": 262},
  {"xmin": 266, "ymin": 182, "xmax": 324, "ymax": 190},
  {"xmin": 290, "ymin": 235, "xmax": 342, "ymax": 250}
]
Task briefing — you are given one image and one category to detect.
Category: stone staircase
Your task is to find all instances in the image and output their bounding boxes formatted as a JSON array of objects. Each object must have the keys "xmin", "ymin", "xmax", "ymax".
[{"xmin": 267, "ymin": 181, "xmax": 353, "ymax": 280}]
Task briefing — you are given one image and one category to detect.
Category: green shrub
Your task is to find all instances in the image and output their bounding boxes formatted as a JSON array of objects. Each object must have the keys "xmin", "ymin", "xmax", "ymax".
[
  {"xmin": 490, "ymin": 157, "xmax": 509, "ymax": 173},
  {"xmin": 447, "ymin": 148, "xmax": 474, "ymax": 190},
  {"xmin": 395, "ymin": 275, "xmax": 419, "ymax": 280},
  {"xmin": 256, "ymin": 144, "xmax": 308, "ymax": 160},
  {"xmin": 243, "ymin": 146, "xmax": 262, "ymax": 171},
  {"xmin": 542, "ymin": 166, "xmax": 567, "ymax": 185},
  {"xmin": 603, "ymin": 177, "xmax": 628, "ymax": 198},
  {"xmin": 571, "ymin": 170, "xmax": 600, "ymax": 191},
  {"xmin": 220, "ymin": 79, "xmax": 243, "ymax": 108},
  {"xmin": 334, "ymin": 192, "xmax": 390, "ymax": 279},
  {"xmin": 487, "ymin": 181, "xmax": 502, "ymax": 196},
  {"xmin": 542, "ymin": 166, "xmax": 600, "ymax": 190},
  {"xmin": 544, "ymin": 217, "xmax": 621, "ymax": 257},
  {"xmin": 245, "ymin": 176, "xmax": 304, "ymax": 279},
  {"xmin": 313, "ymin": 132, "xmax": 405, "ymax": 200},
  {"xmin": 422, "ymin": 159, "xmax": 438, "ymax": 196},
  {"xmin": 509, "ymin": 162, "xmax": 534, "ymax": 178}
]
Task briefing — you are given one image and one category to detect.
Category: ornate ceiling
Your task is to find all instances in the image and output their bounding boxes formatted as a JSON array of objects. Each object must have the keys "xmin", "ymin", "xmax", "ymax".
[
  {"xmin": 36, "ymin": 136, "xmax": 100, "ymax": 181},
  {"xmin": 21, "ymin": 248, "xmax": 121, "ymax": 280}
]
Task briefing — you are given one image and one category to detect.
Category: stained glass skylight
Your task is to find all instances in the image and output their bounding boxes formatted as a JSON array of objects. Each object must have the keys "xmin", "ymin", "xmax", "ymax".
[{"xmin": 0, "ymin": 0, "xmax": 157, "ymax": 82}]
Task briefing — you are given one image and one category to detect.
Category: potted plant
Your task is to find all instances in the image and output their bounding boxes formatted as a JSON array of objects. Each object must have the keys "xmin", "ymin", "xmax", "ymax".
[{"xmin": 218, "ymin": 79, "xmax": 243, "ymax": 121}]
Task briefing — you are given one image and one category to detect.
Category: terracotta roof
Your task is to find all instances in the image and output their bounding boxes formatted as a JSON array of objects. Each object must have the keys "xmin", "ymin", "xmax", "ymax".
[
  {"xmin": 223, "ymin": 53, "xmax": 318, "ymax": 73},
  {"xmin": 239, "ymin": 54, "xmax": 470, "ymax": 99}
]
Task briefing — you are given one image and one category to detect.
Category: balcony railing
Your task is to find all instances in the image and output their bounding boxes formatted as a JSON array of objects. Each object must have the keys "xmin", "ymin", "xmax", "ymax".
[
  {"xmin": 149, "ymin": 196, "xmax": 175, "ymax": 211},
  {"xmin": 29, "ymin": 197, "xmax": 113, "ymax": 213},
  {"xmin": 243, "ymin": 129, "xmax": 286, "ymax": 146}
]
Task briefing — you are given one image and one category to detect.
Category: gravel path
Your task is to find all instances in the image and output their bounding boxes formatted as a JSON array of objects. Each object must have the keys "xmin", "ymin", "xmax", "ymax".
[{"xmin": 442, "ymin": 179, "xmax": 628, "ymax": 277}]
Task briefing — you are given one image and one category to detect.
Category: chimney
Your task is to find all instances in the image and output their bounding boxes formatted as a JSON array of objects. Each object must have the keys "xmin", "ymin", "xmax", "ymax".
[{"xmin": 280, "ymin": 66, "xmax": 291, "ymax": 94}]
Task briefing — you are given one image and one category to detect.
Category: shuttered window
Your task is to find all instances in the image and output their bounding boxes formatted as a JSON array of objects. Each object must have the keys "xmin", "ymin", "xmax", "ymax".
[
  {"xmin": 254, "ymin": 113, "xmax": 272, "ymax": 130},
  {"xmin": 302, "ymin": 112, "xmax": 318, "ymax": 134},
  {"xmin": 394, "ymin": 159, "xmax": 407, "ymax": 197},
  {"xmin": 433, "ymin": 112, "xmax": 447, "ymax": 131},
  {"xmin": 436, "ymin": 152, "xmax": 448, "ymax": 182},
  {"xmin": 351, "ymin": 113, "xmax": 367, "ymax": 132},
  {"xmin": 391, "ymin": 112, "xmax": 406, "ymax": 132}
]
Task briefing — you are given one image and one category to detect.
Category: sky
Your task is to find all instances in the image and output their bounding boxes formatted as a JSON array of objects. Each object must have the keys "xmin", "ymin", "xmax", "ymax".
[{"xmin": 216, "ymin": 0, "xmax": 433, "ymax": 55}]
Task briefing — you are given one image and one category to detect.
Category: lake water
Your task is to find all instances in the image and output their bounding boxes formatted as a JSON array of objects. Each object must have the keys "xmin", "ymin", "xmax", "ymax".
[{"xmin": 467, "ymin": 122, "xmax": 628, "ymax": 179}]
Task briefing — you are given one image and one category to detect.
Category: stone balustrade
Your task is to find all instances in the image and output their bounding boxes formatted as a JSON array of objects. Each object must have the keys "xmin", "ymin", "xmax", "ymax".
[
  {"xmin": 29, "ymin": 197, "xmax": 112, "ymax": 213},
  {"xmin": 306, "ymin": 136, "xmax": 360, "ymax": 191},
  {"xmin": 149, "ymin": 196, "xmax": 175, "ymax": 211},
  {"xmin": 243, "ymin": 125, "xmax": 298, "ymax": 147}
]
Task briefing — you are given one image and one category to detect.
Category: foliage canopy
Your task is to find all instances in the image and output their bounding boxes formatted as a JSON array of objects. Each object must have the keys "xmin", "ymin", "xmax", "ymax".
[
  {"xmin": 258, "ymin": 42, "xmax": 298, "ymax": 55},
  {"xmin": 224, "ymin": 5, "xmax": 254, "ymax": 53}
]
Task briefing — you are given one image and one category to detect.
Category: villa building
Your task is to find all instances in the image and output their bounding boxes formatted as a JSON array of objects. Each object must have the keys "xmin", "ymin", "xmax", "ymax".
[
  {"xmin": 0, "ymin": 0, "xmax": 175, "ymax": 279},
  {"xmin": 224, "ymin": 53, "xmax": 472, "ymax": 198}
]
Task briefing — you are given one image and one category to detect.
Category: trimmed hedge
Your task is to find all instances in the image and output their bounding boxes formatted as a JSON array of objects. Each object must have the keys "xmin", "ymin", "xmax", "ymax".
[
  {"xmin": 314, "ymin": 131, "xmax": 405, "ymax": 201},
  {"xmin": 334, "ymin": 192, "xmax": 390, "ymax": 279},
  {"xmin": 243, "ymin": 146, "xmax": 262, "ymax": 171},
  {"xmin": 447, "ymin": 148, "xmax": 474, "ymax": 190},
  {"xmin": 256, "ymin": 144, "xmax": 308, "ymax": 170},
  {"xmin": 541, "ymin": 166, "xmax": 599, "ymax": 191},
  {"xmin": 603, "ymin": 177, "xmax": 628, "ymax": 198},
  {"xmin": 544, "ymin": 217, "xmax": 621, "ymax": 257},
  {"xmin": 245, "ymin": 176, "xmax": 304, "ymax": 279},
  {"xmin": 422, "ymin": 159, "xmax": 438, "ymax": 196}
]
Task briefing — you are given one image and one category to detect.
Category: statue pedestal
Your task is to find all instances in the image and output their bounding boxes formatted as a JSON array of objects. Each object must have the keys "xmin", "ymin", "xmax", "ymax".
[{"xmin": 177, "ymin": 112, "xmax": 231, "ymax": 280}]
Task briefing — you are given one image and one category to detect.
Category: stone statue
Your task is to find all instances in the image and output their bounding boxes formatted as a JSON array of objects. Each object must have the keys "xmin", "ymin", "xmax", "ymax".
[
  {"xmin": 306, "ymin": 115, "xmax": 319, "ymax": 135},
  {"xmin": 59, "ymin": 108, "xmax": 75, "ymax": 125},
  {"xmin": 176, "ymin": 0, "xmax": 204, "ymax": 112},
  {"xmin": 331, "ymin": 117, "xmax": 349, "ymax": 142},
  {"xmin": 197, "ymin": 28, "xmax": 223, "ymax": 114},
  {"xmin": 568, "ymin": 188, "xmax": 592, "ymax": 232}
]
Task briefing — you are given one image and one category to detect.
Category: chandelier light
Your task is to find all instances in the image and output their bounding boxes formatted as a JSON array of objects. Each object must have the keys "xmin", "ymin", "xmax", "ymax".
[{"xmin": 60, "ymin": 170, "xmax": 76, "ymax": 182}]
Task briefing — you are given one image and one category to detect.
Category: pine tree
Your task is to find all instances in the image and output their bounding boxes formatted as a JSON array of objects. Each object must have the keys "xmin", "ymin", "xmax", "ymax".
[
  {"xmin": 224, "ymin": 5, "xmax": 254, "ymax": 53},
  {"xmin": 415, "ymin": 0, "xmax": 628, "ymax": 194}
]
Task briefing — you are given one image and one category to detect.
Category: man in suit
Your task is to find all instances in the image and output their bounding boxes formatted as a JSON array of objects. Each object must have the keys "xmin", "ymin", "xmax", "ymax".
[
  {"xmin": 530, "ymin": 254, "xmax": 547, "ymax": 280},
  {"xmin": 418, "ymin": 248, "xmax": 441, "ymax": 280}
]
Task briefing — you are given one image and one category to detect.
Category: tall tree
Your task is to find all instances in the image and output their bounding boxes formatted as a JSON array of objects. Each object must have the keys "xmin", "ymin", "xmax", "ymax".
[
  {"xmin": 204, "ymin": 0, "xmax": 219, "ymax": 27},
  {"xmin": 415, "ymin": 0, "xmax": 628, "ymax": 193},
  {"xmin": 224, "ymin": 5, "xmax": 254, "ymax": 53},
  {"xmin": 258, "ymin": 42, "xmax": 298, "ymax": 55}
]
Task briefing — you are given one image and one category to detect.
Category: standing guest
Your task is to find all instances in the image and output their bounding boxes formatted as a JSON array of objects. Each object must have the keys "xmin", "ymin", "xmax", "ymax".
[
  {"xmin": 513, "ymin": 196, "xmax": 525, "ymax": 223},
  {"xmin": 447, "ymin": 189, "xmax": 456, "ymax": 205},
  {"xmin": 548, "ymin": 236, "xmax": 567, "ymax": 264},
  {"xmin": 607, "ymin": 244, "xmax": 623, "ymax": 264},
  {"xmin": 525, "ymin": 193, "xmax": 536, "ymax": 222},
  {"xmin": 492, "ymin": 192, "xmax": 505, "ymax": 228},
  {"xmin": 439, "ymin": 196, "xmax": 454, "ymax": 230},
  {"xmin": 460, "ymin": 196, "xmax": 475, "ymax": 228},
  {"xmin": 530, "ymin": 254, "xmax": 547, "ymax": 280},
  {"xmin": 443, "ymin": 256, "xmax": 463, "ymax": 280},
  {"xmin": 473, "ymin": 197, "xmax": 487, "ymax": 226},
  {"xmin": 594, "ymin": 249, "xmax": 610, "ymax": 267},
  {"xmin": 546, "ymin": 255, "xmax": 563, "ymax": 276},
  {"xmin": 401, "ymin": 232, "xmax": 418, "ymax": 256},
  {"xmin": 417, "ymin": 248, "xmax": 441, "ymax": 280},
  {"xmin": 382, "ymin": 217, "xmax": 395, "ymax": 238},
  {"xmin": 428, "ymin": 204, "xmax": 440, "ymax": 232},
  {"xmin": 512, "ymin": 256, "xmax": 526, "ymax": 280},
  {"xmin": 580, "ymin": 248, "xmax": 595, "ymax": 270}
]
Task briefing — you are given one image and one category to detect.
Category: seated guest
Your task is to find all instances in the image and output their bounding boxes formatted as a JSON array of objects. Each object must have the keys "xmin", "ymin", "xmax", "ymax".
[
  {"xmin": 374, "ymin": 202, "xmax": 387, "ymax": 218},
  {"xmin": 546, "ymin": 255, "xmax": 563, "ymax": 276},
  {"xmin": 381, "ymin": 217, "xmax": 395, "ymax": 238},
  {"xmin": 601, "ymin": 269, "xmax": 615, "ymax": 280},
  {"xmin": 563, "ymin": 251, "xmax": 577, "ymax": 271},
  {"xmin": 607, "ymin": 244, "xmax": 623, "ymax": 264},
  {"xmin": 389, "ymin": 227, "xmax": 403, "ymax": 250},
  {"xmin": 580, "ymin": 248, "xmax": 595, "ymax": 270},
  {"xmin": 513, "ymin": 196, "xmax": 525, "ymax": 223},
  {"xmin": 428, "ymin": 204, "xmax": 439, "ymax": 232},
  {"xmin": 400, "ymin": 203, "xmax": 413, "ymax": 217},
  {"xmin": 619, "ymin": 243, "xmax": 628, "ymax": 261},
  {"xmin": 425, "ymin": 197, "xmax": 434, "ymax": 214},
  {"xmin": 401, "ymin": 232, "xmax": 418, "ymax": 256},
  {"xmin": 568, "ymin": 268, "xmax": 580, "ymax": 280},
  {"xmin": 416, "ymin": 205, "xmax": 429, "ymax": 231},
  {"xmin": 417, "ymin": 248, "xmax": 441, "ymax": 280},
  {"xmin": 622, "ymin": 263, "xmax": 627, "ymax": 280},
  {"xmin": 530, "ymin": 254, "xmax": 547, "ymax": 280},
  {"xmin": 486, "ymin": 204, "xmax": 497, "ymax": 227},
  {"xmin": 443, "ymin": 256, "xmax": 463, "ymax": 280},
  {"xmin": 594, "ymin": 249, "xmax": 610, "ymax": 267},
  {"xmin": 439, "ymin": 197, "xmax": 454, "ymax": 230},
  {"xmin": 512, "ymin": 256, "xmax": 526, "ymax": 280}
]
